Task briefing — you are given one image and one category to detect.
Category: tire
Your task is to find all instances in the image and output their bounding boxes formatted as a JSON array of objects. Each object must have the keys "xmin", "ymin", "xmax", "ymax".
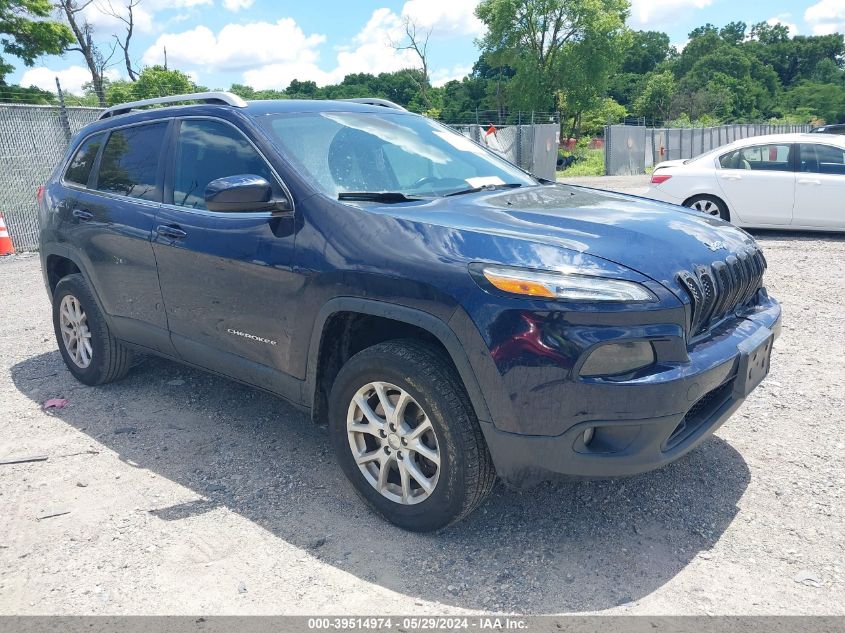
[
  {"xmin": 52, "ymin": 274, "xmax": 132, "ymax": 386},
  {"xmin": 328, "ymin": 339, "xmax": 496, "ymax": 531},
  {"xmin": 684, "ymin": 195, "xmax": 730, "ymax": 221}
]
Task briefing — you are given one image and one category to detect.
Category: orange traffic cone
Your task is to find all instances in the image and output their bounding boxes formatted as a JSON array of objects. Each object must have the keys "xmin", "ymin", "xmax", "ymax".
[{"xmin": 0, "ymin": 213, "xmax": 15, "ymax": 256}]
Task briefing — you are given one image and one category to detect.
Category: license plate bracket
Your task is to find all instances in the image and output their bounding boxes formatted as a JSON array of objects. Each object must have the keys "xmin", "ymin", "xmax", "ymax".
[{"xmin": 734, "ymin": 327, "xmax": 774, "ymax": 399}]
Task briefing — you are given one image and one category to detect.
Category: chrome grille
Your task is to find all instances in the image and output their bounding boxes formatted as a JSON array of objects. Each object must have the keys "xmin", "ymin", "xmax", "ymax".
[{"xmin": 678, "ymin": 247, "xmax": 767, "ymax": 336}]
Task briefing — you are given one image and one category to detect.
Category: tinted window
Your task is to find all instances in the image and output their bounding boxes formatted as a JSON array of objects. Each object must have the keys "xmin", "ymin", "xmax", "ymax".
[
  {"xmin": 719, "ymin": 144, "xmax": 793, "ymax": 172},
  {"xmin": 800, "ymin": 143, "xmax": 845, "ymax": 175},
  {"xmin": 65, "ymin": 134, "xmax": 104, "ymax": 186},
  {"xmin": 96, "ymin": 123, "xmax": 167, "ymax": 201},
  {"xmin": 173, "ymin": 119, "xmax": 276, "ymax": 210}
]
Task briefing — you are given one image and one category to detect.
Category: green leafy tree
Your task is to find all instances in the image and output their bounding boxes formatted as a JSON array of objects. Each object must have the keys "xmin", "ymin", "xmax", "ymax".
[
  {"xmin": 0, "ymin": 0, "xmax": 74, "ymax": 85},
  {"xmin": 85, "ymin": 66, "xmax": 198, "ymax": 105},
  {"xmin": 578, "ymin": 96, "xmax": 626, "ymax": 135},
  {"xmin": 633, "ymin": 70, "xmax": 676, "ymax": 121},
  {"xmin": 784, "ymin": 81, "xmax": 845, "ymax": 124},
  {"xmin": 622, "ymin": 30, "xmax": 671, "ymax": 74},
  {"xmin": 475, "ymin": 0, "xmax": 629, "ymax": 113}
]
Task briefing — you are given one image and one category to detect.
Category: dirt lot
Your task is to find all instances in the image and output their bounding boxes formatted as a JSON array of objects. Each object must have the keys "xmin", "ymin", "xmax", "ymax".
[{"xmin": 1, "ymin": 223, "xmax": 844, "ymax": 615}]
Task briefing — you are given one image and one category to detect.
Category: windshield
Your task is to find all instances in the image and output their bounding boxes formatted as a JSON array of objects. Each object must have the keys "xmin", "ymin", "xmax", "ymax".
[{"xmin": 255, "ymin": 110, "xmax": 537, "ymax": 198}]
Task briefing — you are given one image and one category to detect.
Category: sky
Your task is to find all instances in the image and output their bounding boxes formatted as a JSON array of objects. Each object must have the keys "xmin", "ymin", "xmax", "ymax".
[{"xmin": 10, "ymin": 0, "xmax": 845, "ymax": 96}]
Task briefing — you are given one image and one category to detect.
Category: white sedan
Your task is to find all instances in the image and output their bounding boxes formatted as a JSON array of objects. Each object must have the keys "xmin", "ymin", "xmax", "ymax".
[{"xmin": 645, "ymin": 133, "xmax": 845, "ymax": 231}]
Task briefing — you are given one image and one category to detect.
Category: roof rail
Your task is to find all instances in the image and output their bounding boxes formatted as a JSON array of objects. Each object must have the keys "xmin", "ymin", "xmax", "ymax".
[
  {"xmin": 341, "ymin": 98, "xmax": 407, "ymax": 111},
  {"xmin": 98, "ymin": 91, "xmax": 248, "ymax": 120}
]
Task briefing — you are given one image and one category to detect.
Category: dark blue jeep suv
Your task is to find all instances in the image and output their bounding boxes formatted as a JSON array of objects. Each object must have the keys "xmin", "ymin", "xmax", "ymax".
[{"xmin": 39, "ymin": 93, "xmax": 781, "ymax": 531}]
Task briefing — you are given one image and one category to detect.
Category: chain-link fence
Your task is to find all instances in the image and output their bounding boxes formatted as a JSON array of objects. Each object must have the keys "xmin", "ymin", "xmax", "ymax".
[
  {"xmin": 605, "ymin": 123, "xmax": 812, "ymax": 176},
  {"xmin": 0, "ymin": 104, "xmax": 102, "ymax": 251},
  {"xmin": 450, "ymin": 123, "xmax": 559, "ymax": 181}
]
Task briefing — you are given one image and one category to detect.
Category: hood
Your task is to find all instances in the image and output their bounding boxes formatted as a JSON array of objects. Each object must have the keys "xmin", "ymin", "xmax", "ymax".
[{"xmin": 375, "ymin": 184, "xmax": 758, "ymax": 292}]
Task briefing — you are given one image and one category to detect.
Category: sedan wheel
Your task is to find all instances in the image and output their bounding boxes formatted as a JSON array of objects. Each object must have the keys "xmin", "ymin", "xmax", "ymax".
[
  {"xmin": 690, "ymin": 199, "xmax": 720, "ymax": 216},
  {"xmin": 684, "ymin": 195, "xmax": 729, "ymax": 221}
]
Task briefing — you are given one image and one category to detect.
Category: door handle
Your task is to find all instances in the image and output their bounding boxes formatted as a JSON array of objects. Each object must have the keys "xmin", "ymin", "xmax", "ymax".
[
  {"xmin": 155, "ymin": 224, "xmax": 187, "ymax": 240},
  {"xmin": 798, "ymin": 178, "xmax": 821, "ymax": 186},
  {"xmin": 72, "ymin": 208, "xmax": 93, "ymax": 222},
  {"xmin": 720, "ymin": 174, "xmax": 742, "ymax": 181}
]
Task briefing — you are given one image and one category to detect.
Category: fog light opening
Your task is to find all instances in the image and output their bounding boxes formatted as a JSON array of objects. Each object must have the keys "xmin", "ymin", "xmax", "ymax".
[
  {"xmin": 580, "ymin": 341, "xmax": 655, "ymax": 378},
  {"xmin": 583, "ymin": 427, "xmax": 595, "ymax": 446}
]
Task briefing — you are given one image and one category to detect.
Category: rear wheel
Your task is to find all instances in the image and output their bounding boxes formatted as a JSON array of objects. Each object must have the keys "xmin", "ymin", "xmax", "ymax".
[
  {"xmin": 328, "ymin": 340, "xmax": 496, "ymax": 531},
  {"xmin": 52, "ymin": 274, "xmax": 132, "ymax": 386},
  {"xmin": 684, "ymin": 195, "xmax": 730, "ymax": 221}
]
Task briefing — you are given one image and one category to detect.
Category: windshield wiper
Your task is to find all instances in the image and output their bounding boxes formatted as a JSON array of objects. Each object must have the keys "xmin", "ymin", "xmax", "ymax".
[
  {"xmin": 445, "ymin": 183, "xmax": 524, "ymax": 197},
  {"xmin": 338, "ymin": 191, "xmax": 424, "ymax": 203}
]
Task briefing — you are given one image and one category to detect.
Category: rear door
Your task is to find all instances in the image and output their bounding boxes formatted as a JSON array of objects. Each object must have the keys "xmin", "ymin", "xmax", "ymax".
[
  {"xmin": 795, "ymin": 143, "xmax": 845, "ymax": 229},
  {"xmin": 152, "ymin": 117, "xmax": 299, "ymax": 395},
  {"xmin": 715, "ymin": 142, "xmax": 796, "ymax": 226},
  {"xmin": 69, "ymin": 120, "xmax": 174, "ymax": 354}
]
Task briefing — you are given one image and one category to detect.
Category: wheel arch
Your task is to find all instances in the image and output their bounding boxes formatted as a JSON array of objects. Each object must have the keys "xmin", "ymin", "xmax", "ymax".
[
  {"xmin": 304, "ymin": 298, "xmax": 492, "ymax": 428},
  {"xmin": 41, "ymin": 245, "xmax": 110, "ymax": 317}
]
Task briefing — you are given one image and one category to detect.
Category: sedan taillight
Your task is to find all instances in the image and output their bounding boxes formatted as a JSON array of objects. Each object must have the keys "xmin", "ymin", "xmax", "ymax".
[{"xmin": 651, "ymin": 173, "xmax": 672, "ymax": 185}]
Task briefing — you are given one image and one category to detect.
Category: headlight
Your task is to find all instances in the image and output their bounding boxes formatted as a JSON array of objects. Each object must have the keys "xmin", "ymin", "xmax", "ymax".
[{"xmin": 479, "ymin": 265, "xmax": 656, "ymax": 302}]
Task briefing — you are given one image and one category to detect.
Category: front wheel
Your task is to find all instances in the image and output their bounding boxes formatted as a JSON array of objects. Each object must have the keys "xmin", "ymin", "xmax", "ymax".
[
  {"xmin": 684, "ymin": 195, "xmax": 730, "ymax": 221},
  {"xmin": 328, "ymin": 340, "xmax": 496, "ymax": 531}
]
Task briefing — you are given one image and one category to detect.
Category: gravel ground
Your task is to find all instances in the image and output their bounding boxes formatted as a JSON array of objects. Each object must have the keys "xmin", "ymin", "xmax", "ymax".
[
  {"xmin": 1, "ymin": 224, "xmax": 844, "ymax": 615},
  {"xmin": 560, "ymin": 175, "xmax": 652, "ymax": 196}
]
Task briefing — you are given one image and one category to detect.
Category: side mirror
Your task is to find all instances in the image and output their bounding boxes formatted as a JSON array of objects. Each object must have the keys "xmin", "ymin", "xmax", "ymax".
[{"xmin": 204, "ymin": 175, "xmax": 291, "ymax": 213}]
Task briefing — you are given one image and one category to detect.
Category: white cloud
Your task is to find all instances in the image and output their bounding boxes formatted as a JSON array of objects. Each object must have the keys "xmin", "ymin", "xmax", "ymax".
[
  {"xmin": 19, "ymin": 65, "xmax": 120, "ymax": 95},
  {"xmin": 431, "ymin": 64, "xmax": 473, "ymax": 86},
  {"xmin": 628, "ymin": 0, "xmax": 713, "ymax": 28},
  {"xmin": 142, "ymin": 19, "xmax": 327, "ymax": 73},
  {"xmin": 222, "ymin": 0, "xmax": 255, "ymax": 11},
  {"xmin": 805, "ymin": 0, "xmax": 845, "ymax": 34},
  {"xmin": 332, "ymin": 8, "xmax": 418, "ymax": 80},
  {"xmin": 766, "ymin": 15, "xmax": 799, "ymax": 37},
  {"xmin": 401, "ymin": 0, "xmax": 484, "ymax": 36},
  {"xmin": 141, "ymin": 1, "xmax": 482, "ymax": 91}
]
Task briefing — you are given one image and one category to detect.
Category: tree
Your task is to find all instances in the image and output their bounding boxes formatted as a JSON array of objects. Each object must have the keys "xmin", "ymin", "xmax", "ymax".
[
  {"xmin": 719, "ymin": 21, "xmax": 747, "ymax": 47},
  {"xmin": 87, "ymin": 65, "xmax": 196, "ymax": 104},
  {"xmin": 391, "ymin": 16, "xmax": 433, "ymax": 108},
  {"xmin": 475, "ymin": 0, "xmax": 629, "ymax": 113},
  {"xmin": 0, "ymin": 0, "xmax": 73, "ymax": 84},
  {"xmin": 622, "ymin": 30, "xmax": 671, "ymax": 75},
  {"xmin": 98, "ymin": 0, "xmax": 141, "ymax": 81},
  {"xmin": 784, "ymin": 81, "xmax": 845, "ymax": 124},
  {"xmin": 633, "ymin": 70, "xmax": 676, "ymax": 121},
  {"xmin": 57, "ymin": 0, "xmax": 114, "ymax": 105},
  {"xmin": 578, "ymin": 96, "xmax": 626, "ymax": 135}
]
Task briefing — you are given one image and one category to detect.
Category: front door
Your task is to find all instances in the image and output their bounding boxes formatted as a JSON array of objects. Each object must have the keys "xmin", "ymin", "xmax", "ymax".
[
  {"xmin": 716, "ymin": 142, "xmax": 796, "ymax": 226},
  {"xmin": 151, "ymin": 117, "xmax": 300, "ymax": 396},
  {"xmin": 795, "ymin": 143, "xmax": 845, "ymax": 229}
]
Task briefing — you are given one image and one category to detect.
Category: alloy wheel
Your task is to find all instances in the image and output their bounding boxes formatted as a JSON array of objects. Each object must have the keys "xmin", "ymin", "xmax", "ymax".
[
  {"xmin": 690, "ymin": 199, "xmax": 721, "ymax": 216},
  {"xmin": 59, "ymin": 294, "xmax": 93, "ymax": 368},
  {"xmin": 346, "ymin": 381, "xmax": 440, "ymax": 505}
]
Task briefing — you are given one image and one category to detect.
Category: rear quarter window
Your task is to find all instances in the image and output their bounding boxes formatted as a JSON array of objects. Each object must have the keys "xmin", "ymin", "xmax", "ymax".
[{"xmin": 64, "ymin": 133, "xmax": 105, "ymax": 186}]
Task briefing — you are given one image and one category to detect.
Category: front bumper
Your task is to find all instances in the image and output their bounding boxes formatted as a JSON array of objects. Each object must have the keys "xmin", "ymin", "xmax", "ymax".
[{"xmin": 481, "ymin": 302, "xmax": 781, "ymax": 487}]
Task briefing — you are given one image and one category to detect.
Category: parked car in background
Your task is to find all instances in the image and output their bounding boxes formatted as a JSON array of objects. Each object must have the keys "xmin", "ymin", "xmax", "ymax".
[
  {"xmin": 810, "ymin": 124, "xmax": 845, "ymax": 135},
  {"xmin": 646, "ymin": 133, "xmax": 845, "ymax": 231},
  {"xmin": 39, "ymin": 93, "xmax": 781, "ymax": 531}
]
